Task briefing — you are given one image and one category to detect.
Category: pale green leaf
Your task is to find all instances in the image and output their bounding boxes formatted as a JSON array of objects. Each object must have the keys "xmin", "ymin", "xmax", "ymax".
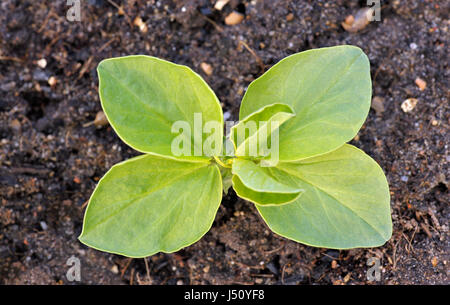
[
  {"xmin": 232, "ymin": 175, "xmax": 302, "ymax": 206},
  {"xmin": 230, "ymin": 103, "xmax": 295, "ymax": 157},
  {"xmin": 232, "ymin": 158, "xmax": 301, "ymax": 194},
  {"xmin": 239, "ymin": 46, "xmax": 372, "ymax": 161},
  {"xmin": 256, "ymin": 144, "xmax": 392, "ymax": 249},
  {"xmin": 98, "ymin": 55, "xmax": 223, "ymax": 160},
  {"xmin": 79, "ymin": 154, "xmax": 222, "ymax": 257}
]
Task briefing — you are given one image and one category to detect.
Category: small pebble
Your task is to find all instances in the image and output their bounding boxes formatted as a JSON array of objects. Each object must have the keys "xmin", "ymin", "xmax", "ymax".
[
  {"xmin": 401, "ymin": 98, "xmax": 418, "ymax": 112},
  {"xmin": 410, "ymin": 43, "xmax": 418, "ymax": 50},
  {"xmin": 48, "ymin": 76, "xmax": 57, "ymax": 87},
  {"xmin": 415, "ymin": 77, "xmax": 427, "ymax": 91},
  {"xmin": 342, "ymin": 8, "xmax": 373, "ymax": 33},
  {"xmin": 371, "ymin": 96, "xmax": 385, "ymax": 115},
  {"xmin": 133, "ymin": 17, "xmax": 148, "ymax": 33},
  {"xmin": 400, "ymin": 175, "xmax": 409, "ymax": 182},
  {"xmin": 225, "ymin": 11, "xmax": 244, "ymax": 25},
  {"xmin": 110, "ymin": 264, "xmax": 119, "ymax": 274},
  {"xmin": 431, "ymin": 257, "xmax": 438, "ymax": 267},
  {"xmin": 255, "ymin": 278, "xmax": 263, "ymax": 284},
  {"xmin": 286, "ymin": 13, "xmax": 294, "ymax": 22},
  {"xmin": 200, "ymin": 62, "xmax": 213, "ymax": 76},
  {"xmin": 94, "ymin": 111, "xmax": 109, "ymax": 127},
  {"xmin": 39, "ymin": 221, "xmax": 48, "ymax": 231},
  {"xmin": 37, "ymin": 58, "xmax": 47, "ymax": 68},
  {"xmin": 223, "ymin": 111, "xmax": 231, "ymax": 121},
  {"xmin": 214, "ymin": 0, "xmax": 230, "ymax": 11}
]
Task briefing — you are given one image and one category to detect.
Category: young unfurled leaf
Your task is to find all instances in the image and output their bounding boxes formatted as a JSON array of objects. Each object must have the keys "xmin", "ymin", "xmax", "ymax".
[
  {"xmin": 232, "ymin": 175, "xmax": 302, "ymax": 206},
  {"xmin": 219, "ymin": 165, "xmax": 233, "ymax": 194},
  {"xmin": 230, "ymin": 103, "xmax": 295, "ymax": 158},
  {"xmin": 239, "ymin": 45, "xmax": 372, "ymax": 161},
  {"xmin": 232, "ymin": 158, "xmax": 301, "ymax": 194},
  {"xmin": 231, "ymin": 158, "xmax": 303, "ymax": 205}
]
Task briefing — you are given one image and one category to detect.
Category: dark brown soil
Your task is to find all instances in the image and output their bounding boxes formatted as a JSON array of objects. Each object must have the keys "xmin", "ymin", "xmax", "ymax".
[{"xmin": 0, "ymin": 0, "xmax": 448, "ymax": 285}]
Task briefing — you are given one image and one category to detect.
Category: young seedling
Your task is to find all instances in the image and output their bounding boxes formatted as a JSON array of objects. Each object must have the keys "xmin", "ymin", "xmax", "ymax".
[{"xmin": 79, "ymin": 45, "xmax": 392, "ymax": 257}]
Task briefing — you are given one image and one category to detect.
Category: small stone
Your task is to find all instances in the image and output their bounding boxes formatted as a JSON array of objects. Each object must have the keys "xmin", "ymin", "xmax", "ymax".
[
  {"xmin": 401, "ymin": 98, "xmax": 418, "ymax": 112},
  {"xmin": 415, "ymin": 77, "xmax": 427, "ymax": 91},
  {"xmin": 255, "ymin": 278, "xmax": 263, "ymax": 284},
  {"xmin": 48, "ymin": 76, "xmax": 57, "ymax": 87},
  {"xmin": 214, "ymin": 0, "xmax": 230, "ymax": 11},
  {"xmin": 111, "ymin": 264, "xmax": 119, "ymax": 274},
  {"xmin": 331, "ymin": 260, "xmax": 338, "ymax": 269},
  {"xmin": 133, "ymin": 17, "xmax": 148, "ymax": 33},
  {"xmin": 342, "ymin": 8, "xmax": 373, "ymax": 33},
  {"xmin": 225, "ymin": 11, "xmax": 244, "ymax": 25},
  {"xmin": 400, "ymin": 175, "xmax": 408, "ymax": 182},
  {"xmin": 344, "ymin": 15, "xmax": 354, "ymax": 25},
  {"xmin": 286, "ymin": 13, "xmax": 294, "ymax": 22},
  {"xmin": 200, "ymin": 62, "xmax": 213, "ymax": 76},
  {"xmin": 410, "ymin": 43, "xmax": 418, "ymax": 50},
  {"xmin": 37, "ymin": 58, "xmax": 47, "ymax": 68},
  {"xmin": 93, "ymin": 111, "xmax": 109, "ymax": 127},
  {"xmin": 203, "ymin": 265, "xmax": 210, "ymax": 273},
  {"xmin": 176, "ymin": 280, "xmax": 183, "ymax": 285},
  {"xmin": 431, "ymin": 119, "xmax": 438, "ymax": 126},
  {"xmin": 371, "ymin": 96, "xmax": 385, "ymax": 115},
  {"xmin": 431, "ymin": 257, "xmax": 438, "ymax": 267},
  {"xmin": 39, "ymin": 221, "xmax": 48, "ymax": 231}
]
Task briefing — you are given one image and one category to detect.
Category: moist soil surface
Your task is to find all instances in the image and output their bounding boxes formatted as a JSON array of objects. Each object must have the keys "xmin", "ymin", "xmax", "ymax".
[{"xmin": 0, "ymin": 0, "xmax": 448, "ymax": 284}]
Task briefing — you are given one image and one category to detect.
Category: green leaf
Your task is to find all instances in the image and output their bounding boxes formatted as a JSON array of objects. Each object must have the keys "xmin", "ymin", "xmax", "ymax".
[
  {"xmin": 97, "ymin": 55, "xmax": 223, "ymax": 160},
  {"xmin": 79, "ymin": 154, "xmax": 222, "ymax": 258},
  {"xmin": 255, "ymin": 144, "xmax": 392, "ymax": 249},
  {"xmin": 232, "ymin": 175, "xmax": 301, "ymax": 206},
  {"xmin": 230, "ymin": 103, "xmax": 295, "ymax": 158},
  {"xmin": 239, "ymin": 46, "xmax": 372, "ymax": 161},
  {"xmin": 232, "ymin": 158, "xmax": 301, "ymax": 194}
]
